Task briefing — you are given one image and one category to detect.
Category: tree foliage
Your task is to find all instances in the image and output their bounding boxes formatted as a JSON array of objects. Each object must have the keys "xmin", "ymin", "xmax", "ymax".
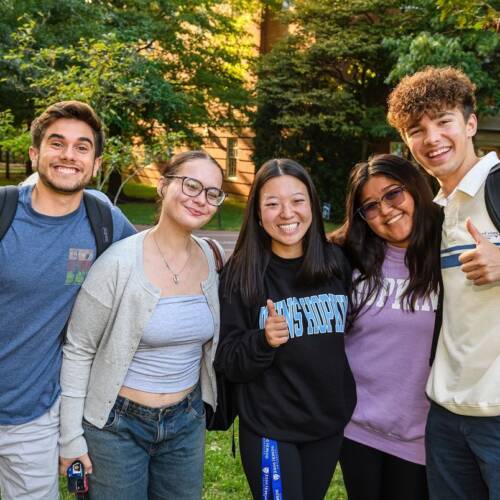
[
  {"xmin": 254, "ymin": 0, "xmax": 416, "ymax": 218},
  {"xmin": 437, "ymin": 0, "xmax": 500, "ymax": 32},
  {"xmin": 0, "ymin": 110, "xmax": 30, "ymax": 159},
  {"xmin": 0, "ymin": 0, "xmax": 256, "ymax": 194},
  {"xmin": 254, "ymin": 0, "xmax": 500, "ymax": 220},
  {"xmin": 386, "ymin": 1, "xmax": 500, "ymax": 116}
]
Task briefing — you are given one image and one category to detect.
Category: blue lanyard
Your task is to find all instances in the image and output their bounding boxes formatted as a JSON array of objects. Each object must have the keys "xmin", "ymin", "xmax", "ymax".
[{"xmin": 261, "ymin": 437, "xmax": 283, "ymax": 500}]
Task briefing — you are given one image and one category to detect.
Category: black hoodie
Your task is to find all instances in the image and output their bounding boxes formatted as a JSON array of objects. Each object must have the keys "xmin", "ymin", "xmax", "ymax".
[{"xmin": 215, "ymin": 247, "xmax": 356, "ymax": 442}]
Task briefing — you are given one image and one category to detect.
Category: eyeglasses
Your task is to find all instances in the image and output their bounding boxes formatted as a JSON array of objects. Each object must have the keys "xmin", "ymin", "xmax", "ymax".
[
  {"xmin": 357, "ymin": 185, "xmax": 407, "ymax": 221},
  {"xmin": 165, "ymin": 175, "xmax": 226, "ymax": 206}
]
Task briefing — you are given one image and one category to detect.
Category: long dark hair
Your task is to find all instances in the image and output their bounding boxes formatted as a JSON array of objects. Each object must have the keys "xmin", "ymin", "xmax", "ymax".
[
  {"xmin": 330, "ymin": 154, "xmax": 441, "ymax": 314},
  {"xmin": 224, "ymin": 158, "xmax": 343, "ymax": 305}
]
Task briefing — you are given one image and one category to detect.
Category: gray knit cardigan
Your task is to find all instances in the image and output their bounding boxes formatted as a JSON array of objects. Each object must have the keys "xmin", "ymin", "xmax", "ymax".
[{"xmin": 59, "ymin": 230, "xmax": 221, "ymax": 458}]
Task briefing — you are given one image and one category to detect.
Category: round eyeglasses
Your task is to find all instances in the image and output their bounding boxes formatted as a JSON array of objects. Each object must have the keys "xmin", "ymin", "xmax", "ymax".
[
  {"xmin": 357, "ymin": 185, "xmax": 407, "ymax": 221},
  {"xmin": 164, "ymin": 175, "xmax": 227, "ymax": 206}
]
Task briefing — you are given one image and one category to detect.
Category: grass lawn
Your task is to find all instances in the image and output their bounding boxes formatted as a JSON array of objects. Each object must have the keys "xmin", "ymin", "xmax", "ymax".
[
  {"xmin": 203, "ymin": 424, "xmax": 347, "ymax": 499},
  {"xmin": 118, "ymin": 202, "xmax": 159, "ymax": 225},
  {"xmin": 122, "ymin": 181, "xmax": 157, "ymax": 200},
  {"xmin": 0, "ymin": 175, "xmax": 25, "ymax": 187},
  {"xmin": 57, "ymin": 421, "xmax": 347, "ymax": 499}
]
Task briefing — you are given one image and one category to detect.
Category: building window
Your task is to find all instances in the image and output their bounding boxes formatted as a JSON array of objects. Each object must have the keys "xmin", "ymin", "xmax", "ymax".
[{"xmin": 226, "ymin": 138, "xmax": 238, "ymax": 178}]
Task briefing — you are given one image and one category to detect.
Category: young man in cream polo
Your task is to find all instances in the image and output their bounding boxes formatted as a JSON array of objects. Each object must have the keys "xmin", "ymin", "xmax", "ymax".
[{"xmin": 387, "ymin": 66, "xmax": 500, "ymax": 499}]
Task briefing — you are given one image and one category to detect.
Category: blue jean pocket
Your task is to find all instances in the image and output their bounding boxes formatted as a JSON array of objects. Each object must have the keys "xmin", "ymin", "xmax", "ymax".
[
  {"xmin": 83, "ymin": 406, "xmax": 120, "ymax": 431},
  {"xmin": 103, "ymin": 407, "xmax": 120, "ymax": 429},
  {"xmin": 188, "ymin": 395, "xmax": 206, "ymax": 421}
]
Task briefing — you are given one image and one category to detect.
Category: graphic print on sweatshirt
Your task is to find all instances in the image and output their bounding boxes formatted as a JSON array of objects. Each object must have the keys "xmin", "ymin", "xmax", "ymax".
[
  {"xmin": 258, "ymin": 293, "xmax": 348, "ymax": 338},
  {"xmin": 354, "ymin": 273, "xmax": 438, "ymax": 312}
]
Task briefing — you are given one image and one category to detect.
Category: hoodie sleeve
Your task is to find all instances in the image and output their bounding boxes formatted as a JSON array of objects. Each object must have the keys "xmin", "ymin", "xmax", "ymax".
[{"xmin": 214, "ymin": 283, "xmax": 276, "ymax": 384}]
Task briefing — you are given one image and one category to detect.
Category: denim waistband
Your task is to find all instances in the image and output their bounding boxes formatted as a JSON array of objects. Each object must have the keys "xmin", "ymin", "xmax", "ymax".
[{"xmin": 114, "ymin": 384, "xmax": 201, "ymax": 420}]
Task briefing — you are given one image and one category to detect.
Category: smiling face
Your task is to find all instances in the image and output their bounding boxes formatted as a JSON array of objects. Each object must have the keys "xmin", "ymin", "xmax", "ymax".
[
  {"xmin": 29, "ymin": 118, "xmax": 101, "ymax": 194},
  {"xmin": 360, "ymin": 175, "xmax": 415, "ymax": 248},
  {"xmin": 159, "ymin": 158, "xmax": 223, "ymax": 231},
  {"xmin": 403, "ymin": 107, "xmax": 478, "ymax": 195},
  {"xmin": 259, "ymin": 174, "xmax": 313, "ymax": 258}
]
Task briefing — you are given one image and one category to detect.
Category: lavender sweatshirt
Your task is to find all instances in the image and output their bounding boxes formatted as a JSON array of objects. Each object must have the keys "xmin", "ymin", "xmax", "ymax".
[{"xmin": 344, "ymin": 245, "xmax": 437, "ymax": 465}]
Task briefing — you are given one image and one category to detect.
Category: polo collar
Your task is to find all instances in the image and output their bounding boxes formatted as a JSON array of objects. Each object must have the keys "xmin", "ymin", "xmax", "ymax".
[{"xmin": 433, "ymin": 151, "xmax": 500, "ymax": 207}]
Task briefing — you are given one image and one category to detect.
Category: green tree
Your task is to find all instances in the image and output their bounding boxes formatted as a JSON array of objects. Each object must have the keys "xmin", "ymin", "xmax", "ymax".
[
  {"xmin": 0, "ymin": 0, "xmax": 255, "ymax": 196},
  {"xmin": 385, "ymin": 1, "xmax": 500, "ymax": 116},
  {"xmin": 0, "ymin": 110, "xmax": 30, "ymax": 159},
  {"xmin": 0, "ymin": 0, "xmax": 102, "ymax": 125},
  {"xmin": 0, "ymin": 109, "xmax": 30, "ymax": 178},
  {"xmin": 254, "ymin": 0, "xmax": 499, "ymax": 220},
  {"xmin": 254, "ymin": 0, "xmax": 416, "ymax": 219},
  {"xmin": 437, "ymin": 0, "xmax": 500, "ymax": 32}
]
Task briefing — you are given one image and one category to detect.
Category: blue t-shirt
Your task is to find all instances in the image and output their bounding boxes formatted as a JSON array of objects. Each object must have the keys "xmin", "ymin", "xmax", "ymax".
[{"xmin": 0, "ymin": 185, "xmax": 136, "ymax": 424}]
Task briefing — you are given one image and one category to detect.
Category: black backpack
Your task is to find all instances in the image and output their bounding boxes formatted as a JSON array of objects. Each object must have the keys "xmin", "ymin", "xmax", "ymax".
[
  {"xmin": 485, "ymin": 163, "xmax": 500, "ymax": 230},
  {"xmin": 0, "ymin": 186, "xmax": 114, "ymax": 258},
  {"xmin": 430, "ymin": 162, "xmax": 500, "ymax": 364}
]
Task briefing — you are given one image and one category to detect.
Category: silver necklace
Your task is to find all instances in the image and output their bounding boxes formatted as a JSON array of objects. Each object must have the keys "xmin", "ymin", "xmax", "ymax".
[{"xmin": 152, "ymin": 231, "xmax": 192, "ymax": 285}]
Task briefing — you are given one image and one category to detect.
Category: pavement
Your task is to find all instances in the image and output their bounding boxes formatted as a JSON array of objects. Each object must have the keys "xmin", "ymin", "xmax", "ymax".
[
  {"xmin": 135, "ymin": 226, "xmax": 238, "ymax": 255},
  {"xmin": 193, "ymin": 229, "xmax": 239, "ymax": 255}
]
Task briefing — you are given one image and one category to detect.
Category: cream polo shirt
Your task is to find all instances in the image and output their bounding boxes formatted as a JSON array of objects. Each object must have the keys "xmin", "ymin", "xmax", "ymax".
[{"xmin": 426, "ymin": 151, "xmax": 500, "ymax": 416}]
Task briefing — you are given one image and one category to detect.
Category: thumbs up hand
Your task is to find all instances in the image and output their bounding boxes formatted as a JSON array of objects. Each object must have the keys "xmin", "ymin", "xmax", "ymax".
[
  {"xmin": 458, "ymin": 218, "xmax": 500, "ymax": 285},
  {"xmin": 264, "ymin": 299, "xmax": 290, "ymax": 348}
]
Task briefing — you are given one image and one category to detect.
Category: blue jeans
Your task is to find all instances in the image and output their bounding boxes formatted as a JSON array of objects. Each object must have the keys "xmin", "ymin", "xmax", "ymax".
[
  {"xmin": 426, "ymin": 402, "xmax": 500, "ymax": 500},
  {"xmin": 83, "ymin": 385, "xmax": 206, "ymax": 500}
]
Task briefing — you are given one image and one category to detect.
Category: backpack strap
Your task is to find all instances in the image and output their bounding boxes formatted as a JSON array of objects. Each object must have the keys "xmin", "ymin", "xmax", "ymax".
[
  {"xmin": 429, "ymin": 207, "xmax": 445, "ymax": 366},
  {"xmin": 0, "ymin": 186, "xmax": 19, "ymax": 241},
  {"xmin": 429, "ymin": 279, "xmax": 443, "ymax": 366},
  {"xmin": 83, "ymin": 192, "xmax": 114, "ymax": 258},
  {"xmin": 485, "ymin": 163, "xmax": 500, "ymax": 232},
  {"xmin": 203, "ymin": 237, "xmax": 224, "ymax": 272}
]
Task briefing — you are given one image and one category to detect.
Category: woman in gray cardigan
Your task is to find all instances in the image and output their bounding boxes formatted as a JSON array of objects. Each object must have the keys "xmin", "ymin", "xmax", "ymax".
[{"xmin": 59, "ymin": 150, "xmax": 225, "ymax": 499}]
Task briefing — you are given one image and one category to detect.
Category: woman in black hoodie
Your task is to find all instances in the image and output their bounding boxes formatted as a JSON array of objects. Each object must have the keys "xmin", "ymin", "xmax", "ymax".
[{"xmin": 215, "ymin": 158, "xmax": 355, "ymax": 500}]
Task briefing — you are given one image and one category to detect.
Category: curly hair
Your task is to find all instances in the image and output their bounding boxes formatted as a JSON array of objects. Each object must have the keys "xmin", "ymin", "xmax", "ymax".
[{"xmin": 387, "ymin": 66, "xmax": 476, "ymax": 132}]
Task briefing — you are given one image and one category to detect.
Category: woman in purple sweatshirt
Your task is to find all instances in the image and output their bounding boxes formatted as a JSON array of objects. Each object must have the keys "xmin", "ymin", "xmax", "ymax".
[{"xmin": 330, "ymin": 154, "xmax": 441, "ymax": 500}]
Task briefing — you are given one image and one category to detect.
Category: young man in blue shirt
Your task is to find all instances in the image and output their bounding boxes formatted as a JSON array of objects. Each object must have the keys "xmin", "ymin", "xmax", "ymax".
[{"xmin": 0, "ymin": 101, "xmax": 136, "ymax": 499}]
